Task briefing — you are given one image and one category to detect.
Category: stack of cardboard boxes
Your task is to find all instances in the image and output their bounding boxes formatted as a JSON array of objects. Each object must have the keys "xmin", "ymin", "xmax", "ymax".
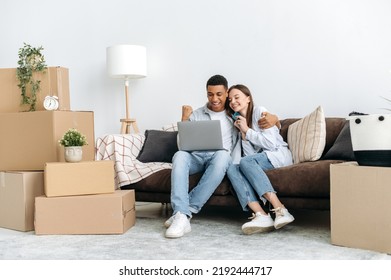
[{"xmin": 0, "ymin": 67, "xmax": 135, "ymax": 234}]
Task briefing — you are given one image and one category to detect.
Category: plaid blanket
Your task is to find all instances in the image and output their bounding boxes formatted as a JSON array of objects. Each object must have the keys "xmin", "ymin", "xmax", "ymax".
[{"xmin": 95, "ymin": 133, "xmax": 172, "ymax": 189}]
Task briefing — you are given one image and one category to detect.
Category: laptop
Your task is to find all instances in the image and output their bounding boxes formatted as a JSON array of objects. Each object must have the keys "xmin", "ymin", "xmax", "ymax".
[{"xmin": 177, "ymin": 120, "xmax": 225, "ymax": 151}]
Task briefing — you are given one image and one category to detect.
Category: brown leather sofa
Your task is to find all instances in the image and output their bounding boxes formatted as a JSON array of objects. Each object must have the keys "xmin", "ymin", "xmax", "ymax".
[{"xmin": 122, "ymin": 117, "xmax": 351, "ymax": 210}]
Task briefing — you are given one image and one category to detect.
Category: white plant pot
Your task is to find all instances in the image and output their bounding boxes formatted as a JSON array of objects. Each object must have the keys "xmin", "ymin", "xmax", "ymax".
[
  {"xmin": 348, "ymin": 114, "xmax": 391, "ymax": 167},
  {"xmin": 64, "ymin": 146, "xmax": 83, "ymax": 163}
]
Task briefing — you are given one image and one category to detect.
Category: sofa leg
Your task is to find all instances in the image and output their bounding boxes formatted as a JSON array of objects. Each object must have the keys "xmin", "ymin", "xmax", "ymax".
[{"xmin": 160, "ymin": 203, "xmax": 172, "ymax": 216}]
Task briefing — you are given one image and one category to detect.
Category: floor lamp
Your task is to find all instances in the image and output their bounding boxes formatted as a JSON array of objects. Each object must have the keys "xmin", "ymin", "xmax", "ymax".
[{"xmin": 106, "ymin": 45, "xmax": 147, "ymax": 134}]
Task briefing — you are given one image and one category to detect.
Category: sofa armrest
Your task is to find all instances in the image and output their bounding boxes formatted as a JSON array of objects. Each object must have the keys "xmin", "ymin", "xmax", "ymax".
[{"xmin": 96, "ymin": 133, "xmax": 172, "ymax": 189}]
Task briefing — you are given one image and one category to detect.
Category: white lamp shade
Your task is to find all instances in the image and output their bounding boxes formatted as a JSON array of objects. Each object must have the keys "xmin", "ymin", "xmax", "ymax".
[{"xmin": 106, "ymin": 45, "xmax": 147, "ymax": 79}]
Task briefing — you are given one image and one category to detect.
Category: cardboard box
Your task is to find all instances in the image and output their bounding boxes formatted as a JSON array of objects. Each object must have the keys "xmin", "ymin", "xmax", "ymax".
[
  {"xmin": 0, "ymin": 67, "xmax": 70, "ymax": 112},
  {"xmin": 45, "ymin": 161, "xmax": 115, "ymax": 197},
  {"xmin": 0, "ymin": 110, "xmax": 95, "ymax": 171},
  {"xmin": 330, "ymin": 162, "xmax": 391, "ymax": 254},
  {"xmin": 0, "ymin": 171, "xmax": 44, "ymax": 231},
  {"xmin": 34, "ymin": 190, "xmax": 136, "ymax": 235}
]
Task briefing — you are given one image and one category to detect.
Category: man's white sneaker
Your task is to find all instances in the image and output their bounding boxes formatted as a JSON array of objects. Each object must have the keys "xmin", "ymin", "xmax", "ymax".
[
  {"xmin": 165, "ymin": 212, "xmax": 191, "ymax": 238},
  {"xmin": 164, "ymin": 216, "xmax": 174, "ymax": 228},
  {"xmin": 273, "ymin": 207, "xmax": 294, "ymax": 229},
  {"xmin": 241, "ymin": 212, "xmax": 274, "ymax": 235},
  {"xmin": 164, "ymin": 215, "xmax": 191, "ymax": 228}
]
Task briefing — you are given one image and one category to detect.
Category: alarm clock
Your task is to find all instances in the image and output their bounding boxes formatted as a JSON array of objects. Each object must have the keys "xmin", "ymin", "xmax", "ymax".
[{"xmin": 43, "ymin": 95, "xmax": 59, "ymax": 110}]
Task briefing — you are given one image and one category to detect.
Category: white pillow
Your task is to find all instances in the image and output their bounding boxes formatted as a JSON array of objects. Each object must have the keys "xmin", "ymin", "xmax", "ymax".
[{"xmin": 287, "ymin": 106, "xmax": 326, "ymax": 164}]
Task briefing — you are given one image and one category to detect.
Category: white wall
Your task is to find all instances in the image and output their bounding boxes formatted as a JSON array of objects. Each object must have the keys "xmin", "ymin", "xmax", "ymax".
[{"xmin": 1, "ymin": 0, "xmax": 391, "ymax": 140}]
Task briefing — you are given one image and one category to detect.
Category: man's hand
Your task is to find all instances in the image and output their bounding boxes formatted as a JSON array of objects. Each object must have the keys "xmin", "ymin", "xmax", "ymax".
[
  {"xmin": 258, "ymin": 112, "xmax": 281, "ymax": 129},
  {"xmin": 181, "ymin": 105, "xmax": 193, "ymax": 121}
]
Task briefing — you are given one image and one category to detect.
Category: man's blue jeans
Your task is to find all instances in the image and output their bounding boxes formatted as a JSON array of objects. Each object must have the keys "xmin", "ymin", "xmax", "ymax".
[
  {"xmin": 227, "ymin": 152, "xmax": 275, "ymax": 211},
  {"xmin": 170, "ymin": 150, "xmax": 231, "ymax": 217}
]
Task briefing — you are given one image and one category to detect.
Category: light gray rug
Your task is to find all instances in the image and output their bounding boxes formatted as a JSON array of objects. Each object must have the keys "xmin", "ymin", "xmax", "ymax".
[{"xmin": 0, "ymin": 204, "xmax": 390, "ymax": 260}]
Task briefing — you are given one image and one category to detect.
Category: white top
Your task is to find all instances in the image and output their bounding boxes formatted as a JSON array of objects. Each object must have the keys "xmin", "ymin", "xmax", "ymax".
[
  {"xmin": 242, "ymin": 106, "xmax": 293, "ymax": 168},
  {"xmin": 207, "ymin": 108, "xmax": 234, "ymax": 151}
]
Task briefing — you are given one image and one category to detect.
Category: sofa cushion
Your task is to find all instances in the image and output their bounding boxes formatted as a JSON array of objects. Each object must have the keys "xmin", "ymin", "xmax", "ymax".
[
  {"xmin": 280, "ymin": 118, "xmax": 346, "ymax": 155},
  {"xmin": 287, "ymin": 106, "xmax": 326, "ymax": 163},
  {"xmin": 266, "ymin": 159, "xmax": 344, "ymax": 198},
  {"xmin": 137, "ymin": 130, "xmax": 178, "ymax": 163},
  {"xmin": 322, "ymin": 118, "xmax": 347, "ymax": 155},
  {"xmin": 322, "ymin": 121, "xmax": 355, "ymax": 161}
]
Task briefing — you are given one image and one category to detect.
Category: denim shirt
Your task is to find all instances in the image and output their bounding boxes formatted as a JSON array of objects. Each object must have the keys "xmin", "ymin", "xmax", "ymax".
[{"xmin": 189, "ymin": 104, "xmax": 241, "ymax": 164}]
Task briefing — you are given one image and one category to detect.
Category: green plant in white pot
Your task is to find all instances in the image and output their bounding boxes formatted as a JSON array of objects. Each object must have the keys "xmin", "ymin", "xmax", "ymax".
[{"xmin": 59, "ymin": 128, "xmax": 88, "ymax": 163}]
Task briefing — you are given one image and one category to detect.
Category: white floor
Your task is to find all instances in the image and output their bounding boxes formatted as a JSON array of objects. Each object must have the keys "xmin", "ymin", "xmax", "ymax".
[
  {"xmin": 1, "ymin": 202, "xmax": 390, "ymax": 260},
  {"xmin": 1, "ymin": 203, "xmax": 390, "ymax": 280}
]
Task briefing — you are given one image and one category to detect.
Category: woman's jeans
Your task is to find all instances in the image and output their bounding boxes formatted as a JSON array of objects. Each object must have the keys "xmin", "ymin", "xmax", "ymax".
[
  {"xmin": 227, "ymin": 152, "xmax": 275, "ymax": 211},
  {"xmin": 171, "ymin": 150, "xmax": 231, "ymax": 217}
]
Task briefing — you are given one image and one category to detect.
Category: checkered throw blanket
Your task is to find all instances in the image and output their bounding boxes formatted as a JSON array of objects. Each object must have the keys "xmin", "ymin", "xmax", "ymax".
[{"xmin": 95, "ymin": 133, "xmax": 172, "ymax": 189}]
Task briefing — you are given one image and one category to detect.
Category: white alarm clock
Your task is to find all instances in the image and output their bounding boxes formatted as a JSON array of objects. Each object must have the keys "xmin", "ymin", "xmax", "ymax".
[{"xmin": 43, "ymin": 95, "xmax": 59, "ymax": 110}]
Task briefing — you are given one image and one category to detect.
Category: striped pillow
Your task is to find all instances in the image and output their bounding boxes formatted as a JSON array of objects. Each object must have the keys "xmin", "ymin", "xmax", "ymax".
[{"xmin": 287, "ymin": 106, "xmax": 326, "ymax": 164}]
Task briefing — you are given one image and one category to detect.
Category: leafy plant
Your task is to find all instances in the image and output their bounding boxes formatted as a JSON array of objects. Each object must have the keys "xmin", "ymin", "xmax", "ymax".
[
  {"xmin": 381, "ymin": 96, "xmax": 391, "ymax": 111},
  {"xmin": 59, "ymin": 128, "xmax": 88, "ymax": 147},
  {"xmin": 16, "ymin": 43, "xmax": 47, "ymax": 111}
]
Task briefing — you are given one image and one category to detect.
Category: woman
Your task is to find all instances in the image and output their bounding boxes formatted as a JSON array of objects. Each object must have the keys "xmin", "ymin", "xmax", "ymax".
[{"xmin": 226, "ymin": 84, "xmax": 294, "ymax": 235}]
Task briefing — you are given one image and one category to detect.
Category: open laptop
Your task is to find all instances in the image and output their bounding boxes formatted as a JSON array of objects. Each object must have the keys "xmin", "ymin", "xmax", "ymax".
[{"xmin": 177, "ymin": 120, "xmax": 225, "ymax": 151}]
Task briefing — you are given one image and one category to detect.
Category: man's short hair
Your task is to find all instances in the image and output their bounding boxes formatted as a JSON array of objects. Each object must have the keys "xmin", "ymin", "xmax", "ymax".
[{"xmin": 206, "ymin": 75, "xmax": 228, "ymax": 89}]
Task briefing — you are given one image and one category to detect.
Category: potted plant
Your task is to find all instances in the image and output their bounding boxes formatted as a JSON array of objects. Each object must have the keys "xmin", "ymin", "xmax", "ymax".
[
  {"xmin": 16, "ymin": 43, "xmax": 47, "ymax": 111},
  {"xmin": 59, "ymin": 128, "xmax": 88, "ymax": 162},
  {"xmin": 348, "ymin": 98, "xmax": 391, "ymax": 167},
  {"xmin": 381, "ymin": 96, "xmax": 391, "ymax": 111}
]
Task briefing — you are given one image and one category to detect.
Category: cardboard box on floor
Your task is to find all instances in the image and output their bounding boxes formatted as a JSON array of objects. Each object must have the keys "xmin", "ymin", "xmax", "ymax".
[
  {"xmin": 330, "ymin": 162, "xmax": 391, "ymax": 254},
  {"xmin": 0, "ymin": 171, "xmax": 44, "ymax": 231},
  {"xmin": 0, "ymin": 67, "xmax": 70, "ymax": 113},
  {"xmin": 0, "ymin": 111, "xmax": 95, "ymax": 171},
  {"xmin": 34, "ymin": 190, "xmax": 136, "ymax": 235},
  {"xmin": 44, "ymin": 161, "xmax": 115, "ymax": 197}
]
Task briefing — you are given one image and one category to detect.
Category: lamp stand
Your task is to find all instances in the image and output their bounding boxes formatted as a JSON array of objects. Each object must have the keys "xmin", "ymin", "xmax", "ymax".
[{"xmin": 120, "ymin": 80, "xmax": 139, "ymax": 134}]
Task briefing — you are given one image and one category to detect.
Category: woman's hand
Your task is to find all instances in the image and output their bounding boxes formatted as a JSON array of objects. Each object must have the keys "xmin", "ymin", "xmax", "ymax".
[{"xmin": 234, "ymin": 116, "xmax": 249, "ymax": 139}]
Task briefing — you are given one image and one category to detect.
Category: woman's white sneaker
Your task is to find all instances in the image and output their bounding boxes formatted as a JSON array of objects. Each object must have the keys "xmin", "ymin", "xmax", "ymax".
[
  {"xmin": 165, "ymin": 212, "xmax": 191, "ymax": 238},
  {"xmin": 273, "ymin": 207, "xmax": 294, "ymax": 229},
  {"xmin": 242, "ymin": 212, "xmax": 274, "ymax": 235}
]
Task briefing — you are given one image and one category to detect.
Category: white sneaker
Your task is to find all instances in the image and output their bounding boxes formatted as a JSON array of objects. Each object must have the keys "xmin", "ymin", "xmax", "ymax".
[
  {"xmin": 241, "ymin": 212, "xmax": 274, "ymax": 235},
  {"xmin": 164, "ymin": 216, "xmax": 174, "ymax": 228},
  {"xmin": 165, "ymin": 212, "xmax": 191, "ymax": 238},
  {"xmin": 164, "ymin": 215, "xmax": 191, "ymax": 228},
  {"xmin": 273, "ymin": 207, "xmax": 294, "ymax": 229}
]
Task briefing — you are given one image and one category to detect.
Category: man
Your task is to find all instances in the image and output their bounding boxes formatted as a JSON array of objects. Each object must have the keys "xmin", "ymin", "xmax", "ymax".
[{"xmin": 165, "ymin": 75, "xmax": 278, "ymax": 238}]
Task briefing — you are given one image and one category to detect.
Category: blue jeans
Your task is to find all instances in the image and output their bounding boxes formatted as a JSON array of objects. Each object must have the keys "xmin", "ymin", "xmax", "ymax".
[
  {"xmin": 227, "ymin": 152, "xmax": 275, "ymax": 211},
  {"xmin": 171, "ymin": 150, "xmax": 231, "ymax": 217}
]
